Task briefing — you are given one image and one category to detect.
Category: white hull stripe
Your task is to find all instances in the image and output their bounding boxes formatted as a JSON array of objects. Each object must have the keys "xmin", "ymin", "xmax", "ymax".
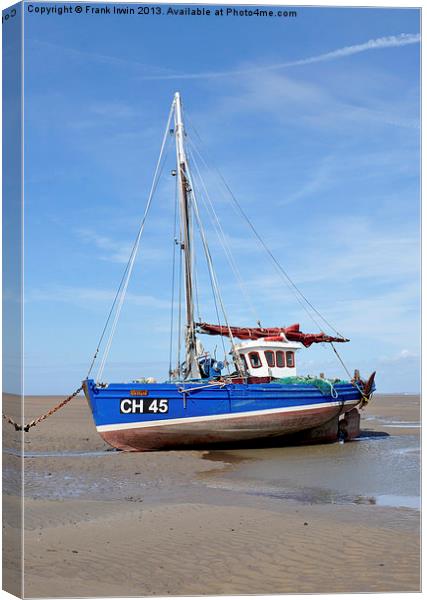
[{"xmin": 96, "ymin": 399, "xmax": 359, "ymax": 433}]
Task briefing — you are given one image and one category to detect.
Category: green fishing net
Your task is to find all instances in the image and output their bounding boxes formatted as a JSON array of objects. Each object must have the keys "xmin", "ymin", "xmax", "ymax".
[{"xmin": 273, "ymin": 376, "xmax": 348, "ymax": 396}]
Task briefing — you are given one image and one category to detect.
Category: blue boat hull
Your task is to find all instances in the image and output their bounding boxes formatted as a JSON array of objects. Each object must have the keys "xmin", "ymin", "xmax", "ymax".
[{"xmin": 83, "ymin": 379, "xmax": 364, "ymax": 451}]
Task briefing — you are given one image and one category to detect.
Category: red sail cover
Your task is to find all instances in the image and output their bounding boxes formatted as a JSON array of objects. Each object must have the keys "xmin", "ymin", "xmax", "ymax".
[{"xmin": 196, "ymin": 322, "xmax": 349, "ymax": 348}]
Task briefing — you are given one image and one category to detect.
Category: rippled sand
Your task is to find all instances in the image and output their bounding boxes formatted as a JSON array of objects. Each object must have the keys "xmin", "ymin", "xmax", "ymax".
[{"xmin": 3, "ymin": 393, "xmax": 420, "ymax": 596}]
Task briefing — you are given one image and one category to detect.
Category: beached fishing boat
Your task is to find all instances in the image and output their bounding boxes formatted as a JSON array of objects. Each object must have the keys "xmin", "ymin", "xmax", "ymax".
[{"xmin": 83, "ymin": 92, "xmax": 375, "ymax": 451}]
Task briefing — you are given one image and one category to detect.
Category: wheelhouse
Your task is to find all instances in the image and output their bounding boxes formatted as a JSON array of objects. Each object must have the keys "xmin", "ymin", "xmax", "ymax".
[{"xmin": 235, "ymin": 339, "xmax": 301, "ymax": 378}]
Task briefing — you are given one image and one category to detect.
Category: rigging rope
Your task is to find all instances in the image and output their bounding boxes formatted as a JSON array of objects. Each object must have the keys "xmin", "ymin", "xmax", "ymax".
[
  {"xmin": 168, "ymin": 174, "xmax": 179, "ymax": 380},
  {"xmin": 187, "ymin": 165, "xmax": 244, "ymax": 377},
  {"xmin": 186, "ymin": 119, "xmax": 345, "ymax": 339},
  {"xmin": 181, "ymin": 162, "xmax": 229, "ymax": 373},
  {"xmin": 176, "ymin": 226, "xmax": 184, "ymax": 378},
  {"xmin": 194, "ymin": 220, "xmax": 230, "ymax": 375},
  {"xmin": 188, "ymin": 144, "xmax": 260, "ymax": 324},
  {"xmin": 95, "ymin": 101, "xmax": 175, "ymax": 382},
  {"xmin": 192, "ymin": 234, "xmax": 202, "ymax": 323},
  {"xmin": 330, "ymin": 341, "xmax": 352, "ymax": 379}
]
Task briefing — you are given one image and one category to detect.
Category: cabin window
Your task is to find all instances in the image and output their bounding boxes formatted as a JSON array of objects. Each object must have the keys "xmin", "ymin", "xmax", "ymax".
[
  {"xmin": 265, "ymin": 350, "xmax": 275, "ymax": 368},
  {"xmin": 276, "ymin": 351, "xmax": 285, "ymax": 368},
  {"xmin": 239, "ymin": 354, "xmax": 248, "ymax": 369},
  {"xmin": 286, "ymin": 351, "xmax": 295, "ymax": 368},
  {"xmin": 249, "ymin": 352, "xmax": 262, "ymax": 369}
]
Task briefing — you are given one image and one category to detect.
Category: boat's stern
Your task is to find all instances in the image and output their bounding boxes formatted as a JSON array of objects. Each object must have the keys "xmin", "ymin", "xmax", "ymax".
[{"xmin": 337, "ymin": 371, "xmax": 376, "ymax": 440}]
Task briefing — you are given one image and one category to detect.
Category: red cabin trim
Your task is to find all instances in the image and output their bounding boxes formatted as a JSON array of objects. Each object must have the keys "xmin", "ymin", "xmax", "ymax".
[{"xmin": 227, "ymin": 376, "xmax": 273, "ymax": 385}]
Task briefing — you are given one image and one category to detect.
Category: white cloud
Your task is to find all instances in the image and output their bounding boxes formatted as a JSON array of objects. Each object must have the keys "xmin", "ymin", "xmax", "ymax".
[
  {"xmin": 217, "ymin": 68, "xmax": 419, "ymax": 132},
  {"xmin": 294, "ymin": 220, "xmax": 420, "ymax": 286},
  {"xmin": 283, "ymin": 156, "xmax": 335, "ymax": 204},
  {"xmin": 75, "ymin": 228, "xmax": 170, "ymax": 264},
  {"xmin": 239, "ymin": 216, "xmax": 419, "ymax": 291},
  {"xmin": 31, "ymin": 32, "xmax": 420, "ymax": 83},
  {"xmin": 26, "ymin": 285, "xmax": 170, "ymax": 309},
  {"xmin": 379, "ymin": 348, "xmax": 419, "ymax": 363},
  {"xmin": 76, "ymin": 229, "xmax": 133, "ymax": 264},
  {"xmin": 222, "ymin": 214, "xmax": 420, "ymax": 347},
  {"xmin": 30, "ymin": 39, "xmax": 176, "ymax": 77}
]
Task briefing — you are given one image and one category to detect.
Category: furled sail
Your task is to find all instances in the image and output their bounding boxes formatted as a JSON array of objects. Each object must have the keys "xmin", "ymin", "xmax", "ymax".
[{"xmin": 196, "ymin": 322, "xmax": 349, "ymax": 348}]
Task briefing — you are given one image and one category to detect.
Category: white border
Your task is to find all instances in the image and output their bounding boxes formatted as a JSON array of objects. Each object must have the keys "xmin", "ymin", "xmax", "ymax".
[{"xmin": 0, "ymin": 2, "xmax": 422, "ymax": 600}]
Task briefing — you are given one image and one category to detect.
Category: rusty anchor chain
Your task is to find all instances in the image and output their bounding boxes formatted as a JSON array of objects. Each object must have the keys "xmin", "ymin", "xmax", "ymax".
[{"xmin": 2, "ymin": 385, "xmax": 83, "ymax": 432}]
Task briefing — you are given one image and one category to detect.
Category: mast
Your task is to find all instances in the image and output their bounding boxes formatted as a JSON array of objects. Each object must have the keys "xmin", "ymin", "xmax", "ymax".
[{"xmin": 173, "ymin": 92, "xmax": 199, "ymax": 379}]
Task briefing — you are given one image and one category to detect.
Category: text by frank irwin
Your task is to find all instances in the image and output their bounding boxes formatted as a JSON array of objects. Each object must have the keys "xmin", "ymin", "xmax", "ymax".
[{"xmin": 26, "ymin": 4, "xmax": 298, "ymax": 18}]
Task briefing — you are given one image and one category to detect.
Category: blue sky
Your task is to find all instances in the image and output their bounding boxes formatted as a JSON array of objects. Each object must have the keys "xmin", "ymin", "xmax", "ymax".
[{"xmin": 22, "ymin": 4, "xmax": 420, "ymax": 393}]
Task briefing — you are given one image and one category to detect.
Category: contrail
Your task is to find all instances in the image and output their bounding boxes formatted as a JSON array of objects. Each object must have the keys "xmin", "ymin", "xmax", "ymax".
[
  {"xmin": 287, "ymin": 33, "xmax": 420, "ymax": 67},
  {"xmin": 141, "ymin": 33, "xmax": 420, "ymax": 80}
]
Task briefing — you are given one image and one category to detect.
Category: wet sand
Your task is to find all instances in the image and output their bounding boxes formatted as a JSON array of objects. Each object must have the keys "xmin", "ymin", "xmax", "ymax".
[{"xmin": 3, "ymin": 393, "xmax": 420, "ymax": 596}]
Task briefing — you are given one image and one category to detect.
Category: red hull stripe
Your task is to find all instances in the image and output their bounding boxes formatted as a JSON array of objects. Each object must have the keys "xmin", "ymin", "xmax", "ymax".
[{"xmin": 97, "ymin": 399, "xmax": 358, "ymax": 433}]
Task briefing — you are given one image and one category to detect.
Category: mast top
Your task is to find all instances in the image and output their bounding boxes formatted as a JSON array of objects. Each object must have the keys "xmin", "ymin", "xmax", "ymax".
[{"xmin": 174, "ymin": 92, "xmax": 183, "ymax": 111}]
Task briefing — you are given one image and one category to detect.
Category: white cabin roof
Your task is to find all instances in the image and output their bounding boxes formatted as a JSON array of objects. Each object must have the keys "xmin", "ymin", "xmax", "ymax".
[{"xmin": 235, "ymin": 338, "xmax": 302, "ymax": 352}]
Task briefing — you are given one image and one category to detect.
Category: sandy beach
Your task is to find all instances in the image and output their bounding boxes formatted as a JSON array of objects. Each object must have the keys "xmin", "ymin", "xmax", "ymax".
[{"xmin": 3, "ymin": 392, "xmax": 420, "ymax": 597}]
